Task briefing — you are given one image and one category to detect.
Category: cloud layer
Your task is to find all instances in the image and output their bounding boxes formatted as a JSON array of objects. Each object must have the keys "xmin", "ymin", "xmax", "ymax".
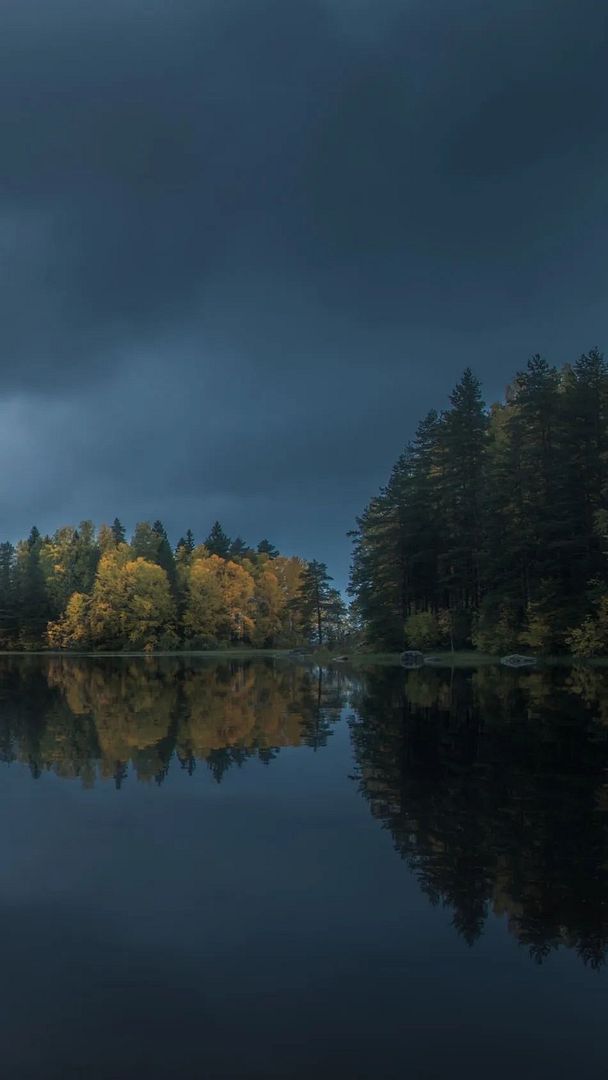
[{"xmin": 1, "ymin": 0, "xmax": 607, "ymax": 582}]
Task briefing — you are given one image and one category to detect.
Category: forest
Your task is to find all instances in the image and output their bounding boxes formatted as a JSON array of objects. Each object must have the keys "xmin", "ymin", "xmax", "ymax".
[
  {"xmin": 349, "ymin": 348, "xmax": 608, "ymax": 656},
  {"xmin": 0, "ymin": 520, "xmax": 346, "ymax": 651}
]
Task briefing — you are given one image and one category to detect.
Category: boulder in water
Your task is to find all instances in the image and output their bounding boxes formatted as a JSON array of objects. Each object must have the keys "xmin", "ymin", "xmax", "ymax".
[
  {"xmin": 400, "ymin": 650, "xmax": 425, "ymax": 668},
  {"xmin": 500, "ymin": 653, "xmax": 536, "ymax": 668}
]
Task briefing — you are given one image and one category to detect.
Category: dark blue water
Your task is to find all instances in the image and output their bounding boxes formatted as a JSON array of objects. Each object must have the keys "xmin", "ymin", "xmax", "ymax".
[{"xmin": 0, "ymin": 656, "xmax": 607, "ymax": 1078}]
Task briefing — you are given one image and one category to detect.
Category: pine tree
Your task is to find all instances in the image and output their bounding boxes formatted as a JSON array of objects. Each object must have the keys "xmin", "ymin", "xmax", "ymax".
[
  {"xmin": 0, "ymin": 542, "xmax": 16, "ymax": 645},
  {"xmin": 405, "ymin": 410, "xmax": 442, "ymax": 613},
  {"xmin": 436, "ymin": 368, "xmax": 487, "ymax": 619},
  {"xmin": 131, "ymin": 521, "xmax": 160, "ymax": 561},
  {"xmin": 111, "ymin": 518, "xmax": 126, "ymax": 545},
  {"xmin": 293, "ymin": 560, "xmax": 336, "ymax": 646},
  {"xmin": 257, "ymin": 538, "xmax": 279, "ymax": 558},
  {"xmin": 72, "ymin": 520, "xmax": 100, "ymax": 594},
  {"xmin": 204, "ymin": 521, "xmax": 231, "ymax": 558},
  {"xmin": 560, "ymin": 349, "xmax": 608, "ymax": 593},
  {"xmin": 176, "ymin": 528, "xmax": 195, "ymax": 554},
  {"xmin": 230, "ymin": 536, "xmax": 250, "ymax": 558},
  {"xmin": 349, "ymin": 461, "xmax": 411, "ymax": 651},
  {"xmin": 152, "ymin": 519, "xmax": 177, "ymax": 591},
  {"xmin": 15, "ymin": 527, "xmax": 50, "ymax": 646}
]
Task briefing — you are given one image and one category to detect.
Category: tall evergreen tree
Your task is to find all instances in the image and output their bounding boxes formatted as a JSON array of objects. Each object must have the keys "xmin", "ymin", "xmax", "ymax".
[
  {"xmin": 560, "ymin": 349, "xmax": 608, "ymax": 591},
  {"xmin": 349, "ymin": 451, "xmax": 417, "ymax": 649},
  {"xmin": 230, "ymin": 536, "xmax": 250, "ymax": 558},
  {"xmin": 152, "ymin": 519, "xmax": 177, "ymax": 591},
  {"xmin": 15, "ymin": 527, "xmax": 50, "ymax": 646},
  {"xmin": 111, "ymin": 518, "xmax": 126, "ymax": 545},
  {"xmin": 0, "ymin": 542, "xmax": 16, "ymax": 645},
  {"xmin": 436, "ymin": 368, "xmax": 487, "ymax": 617},
  {"xmin": 257, "ymin": 538, "xmax": 279, "ymax": 558},
  {"xmin": 131, "ymin": 521, "xmax": 161, "ymax": 562},
  {"xmin": 293, "ymin": 560, "xmax": 336, "ymax": 646},
  {"xmin": 205, "ymin": 521, "xmax": 231, "ymax": 558},
  {"xmin": 176, "ymin": 529, "xmax": 195, "ymax": 554}
]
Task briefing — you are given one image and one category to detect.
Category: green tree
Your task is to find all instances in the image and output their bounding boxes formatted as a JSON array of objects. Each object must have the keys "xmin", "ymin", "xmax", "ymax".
[
  {"xmin": 349, "ymin": 456, "xmax": 412, "ymax": 650},
  {"xmin": 293, "ymin": 560, "xmax": 336, "ymax": 646},
  {"xmin": 111, "ymin": 518, "xmax": 126, "ymax": 545},
  {"xmin": 230, "ymin": 536, "xmax": 250, "ymax": 558},
  {"xmin": 176, "ymin": 528, "xmax": 195, "ymax": 554},
  {"xmin": 15, "ymin": 527, "xmax": 51, "ymax": 647},
  {"xmin": 152, "ymin": 519, "xmax": 177, "ymax": 592},
  {"xmin": 204, "ymin": 521, "xmax": 231, "ymax": 558},
  {"xmin": 436, "ymin": 368, "xmax": 487, "ymax": 622},
  {"xmin": 257, "ymin": 538, "xmax": 279, "ymax": 558},
  {"xmin": 0, "ymin": 542, "xmax": 16, "ymax": 646},
  {"xmin": 131, "ymin": 521, "xmax": 160, "ymax": 561}
]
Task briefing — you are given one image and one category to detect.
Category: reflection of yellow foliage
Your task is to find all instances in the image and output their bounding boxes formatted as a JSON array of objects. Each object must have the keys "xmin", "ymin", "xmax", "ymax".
[
  {"xmin": 28, "ymin": 658, "xmax": 330, "ymax": 784},
  {"xmin": 565, "ymin": 666, "xmax": 608, "ymax": 726},
  {"xmin": 404, "ymin": 671, "xmax": 453, "ymax": 710},
  {"xmin": 176, "ymin": 666, "xmax": 306, "ymax": 758},
  {"xmin": 47, "ymin": 659, "xmax": 177, "ymax": 777}
]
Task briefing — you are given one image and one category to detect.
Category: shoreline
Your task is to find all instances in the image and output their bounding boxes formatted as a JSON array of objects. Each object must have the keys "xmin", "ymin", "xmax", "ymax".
[{"xmin": 0, "ymin": 647, "xmax": 605, "ymax": 667}]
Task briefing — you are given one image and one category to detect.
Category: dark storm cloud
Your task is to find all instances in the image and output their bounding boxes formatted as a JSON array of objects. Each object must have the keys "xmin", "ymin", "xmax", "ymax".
[{"xmin": 1, "ymin": 0, "xmax": 607, "ymax": 580}]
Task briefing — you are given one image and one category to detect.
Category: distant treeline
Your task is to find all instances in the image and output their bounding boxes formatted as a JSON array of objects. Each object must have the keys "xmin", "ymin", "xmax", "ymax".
[
  {"xmin": 349, "ymin": 349, "xmax": 608, "ymax": 655},
  {"xmin": 0, "ymin": 519, "xmax": 346, "ymax": 651}
]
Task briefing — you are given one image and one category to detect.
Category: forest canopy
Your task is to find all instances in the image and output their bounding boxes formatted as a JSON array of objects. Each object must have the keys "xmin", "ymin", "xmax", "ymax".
[
  {"xmin": 0, "ymin": 521, "xmax": 346, "ymax": 652},
  {"xmin": 349, "ymin": 349, "xmax": 608, "ymax": 657}
]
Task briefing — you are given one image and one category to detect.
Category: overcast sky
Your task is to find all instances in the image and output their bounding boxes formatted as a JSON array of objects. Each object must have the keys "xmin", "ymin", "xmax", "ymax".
[{"xmin": 1, "ymin": 0, "xmax": 607, "ymax": 586}]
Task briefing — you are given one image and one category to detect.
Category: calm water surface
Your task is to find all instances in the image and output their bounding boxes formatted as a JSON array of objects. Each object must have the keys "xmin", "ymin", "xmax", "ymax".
[{"xmin": 1, "ymin": 656, "xmax": 607, "ymax": 1078}]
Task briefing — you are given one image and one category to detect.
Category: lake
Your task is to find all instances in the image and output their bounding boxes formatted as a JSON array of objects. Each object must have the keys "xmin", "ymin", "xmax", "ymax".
[{"xmin": 0, "ymin": 655, "xmax": 607, "ymax": 1078}]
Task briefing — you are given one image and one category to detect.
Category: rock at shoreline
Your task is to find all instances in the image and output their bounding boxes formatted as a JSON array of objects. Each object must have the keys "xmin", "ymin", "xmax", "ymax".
[
  {"xmin": 400, "ymin": 650, "xmax": 425, "ymax": 668},
  {"xmin": 500, "ymin": 653, "xmax": 536, "ymax": 668}
]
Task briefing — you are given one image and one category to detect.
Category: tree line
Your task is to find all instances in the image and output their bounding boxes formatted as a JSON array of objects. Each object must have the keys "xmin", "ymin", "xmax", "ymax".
[
  {"xmin": 349, "ymin": 349, "xmax": 608, "ymax": 655},
  {"xmin": 0, "ymin": 519, "xmax": 346, "ymax": 651}
]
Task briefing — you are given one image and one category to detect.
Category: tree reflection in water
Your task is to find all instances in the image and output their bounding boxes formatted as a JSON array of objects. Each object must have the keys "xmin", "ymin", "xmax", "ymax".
[
  {"xmin": 350, "ymin": 664, "xmax": 608, "ymax": 968},
  {"xmin": 1, "ymin": 656, "xmax": 608, "ymax": 969},
  {"xmin": 0, "ymin": 657, "xmax": 344, "ymax": 787}
]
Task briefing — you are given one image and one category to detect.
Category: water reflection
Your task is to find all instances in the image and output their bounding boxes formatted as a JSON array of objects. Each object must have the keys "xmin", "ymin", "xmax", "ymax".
[
  {"xmin": 2, "ymin": 656, "xmax": 608, "ymax": 971},
  {"xmin": 0, "ymin": 657, "xmax": 344, "ymax": 787},
  {"xmin": 350, "ymin": 664, "xmax": 608, "ymax": 968}
]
